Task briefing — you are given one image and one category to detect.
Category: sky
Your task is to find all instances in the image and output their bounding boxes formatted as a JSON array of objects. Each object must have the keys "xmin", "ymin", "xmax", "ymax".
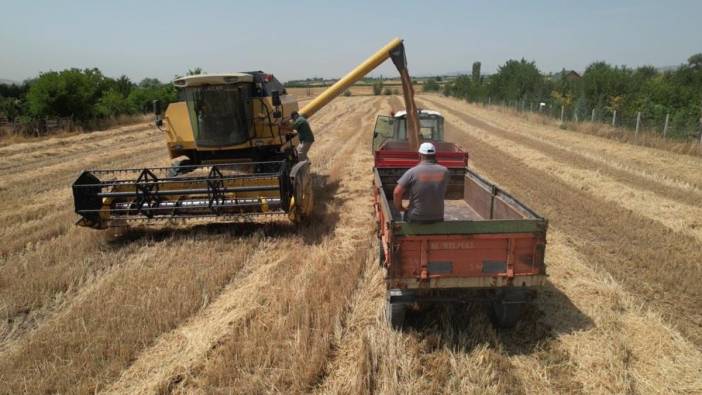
[{"xmin": 1, "ymin": 0, "xmax": 701, "ymax": 83}]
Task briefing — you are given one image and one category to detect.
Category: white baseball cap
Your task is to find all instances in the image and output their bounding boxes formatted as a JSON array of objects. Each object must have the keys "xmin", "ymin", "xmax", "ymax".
[{"xmin": 418, "ymin": 142, "xmax": 436, "ymax": 155}]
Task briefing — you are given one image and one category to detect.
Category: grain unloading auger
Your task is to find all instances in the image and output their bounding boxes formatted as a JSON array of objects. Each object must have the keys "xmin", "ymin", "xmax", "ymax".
[{"xmin": 72, "ymin": 38, "xmax": 421, "ymax": 229}]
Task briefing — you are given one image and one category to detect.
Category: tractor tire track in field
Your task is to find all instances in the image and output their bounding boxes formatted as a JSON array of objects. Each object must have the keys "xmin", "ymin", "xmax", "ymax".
[
  {"xmin": 1, "ymin": 96, "xmax": 701, "ymax": 394},
  {"xmin": 425, "ymin": 95, "xmax": 702, "ymax": 193},
  {"xmin": 103, "ymin": 96, "xmax": 384, "ymax": 394},
  {"xmin": 310, "ymin": 97, "xmax": 702, "ymax": 394},
  {"xmin": 421, "ymin": 96, "xmax": 702, "ymax": 205},
  {"xmin": 0, "ymin": 99, "xmax": 349, "ymax": 370},
  {"xmin": 420, "ymin": 97, "xmax": 702, "ymax": 346},
  {"xmin": 0, "ymin": 123, "xmax": 154, "ymax": 173},
  {"xmin": 420, "ymin": 97, "xmax": 702, "ymax": 244}
]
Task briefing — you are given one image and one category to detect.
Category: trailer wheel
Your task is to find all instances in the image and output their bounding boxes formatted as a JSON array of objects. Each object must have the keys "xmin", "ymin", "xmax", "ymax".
[
  {"xmin": 490, "ymin": 300, "xmax": 523, "ymax": 328},
  {"xmin": 386, "ymin": 300, "xmax": 406, "ymax": 329},
  {"xmin": 386, "ymin": 289, "xmax": 412, "ymax": 329},
  {"xmin": 490, "ymin": 288, "xmax": 530, "ymax": 328}
]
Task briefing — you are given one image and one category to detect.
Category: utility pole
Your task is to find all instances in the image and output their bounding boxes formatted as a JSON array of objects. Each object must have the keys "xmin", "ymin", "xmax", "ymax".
[
  {"xmin": 560, "ymin": 105, "xmax": 565, "ymax": 123},
  {"xmin": 591, "ymin": 108, "xmax": 596, "ymax": 123},
  {"xmin": 612, "ymin": 110, "xmax": 617, "ymax": 127},
  {"xmin": 635, "ymin": 112, "xmax": 641, "ymax": 137}
]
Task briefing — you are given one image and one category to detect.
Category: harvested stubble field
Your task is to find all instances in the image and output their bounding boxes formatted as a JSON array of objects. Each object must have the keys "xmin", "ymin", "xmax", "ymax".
[{"xmin": 0, "ymin": 95, "xmax": 701, "ymax": 394}]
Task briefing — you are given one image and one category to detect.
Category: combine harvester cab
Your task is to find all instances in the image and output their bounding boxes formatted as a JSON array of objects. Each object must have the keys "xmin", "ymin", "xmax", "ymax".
[{"xmin": 372, "ymin": 111, "xmax": 548, "ymax": 329}]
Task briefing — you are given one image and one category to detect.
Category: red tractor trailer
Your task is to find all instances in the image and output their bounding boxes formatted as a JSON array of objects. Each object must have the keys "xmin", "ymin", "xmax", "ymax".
[{"xmin": 372, "ymin": 110, "xmax": 548, "ymax": 328}]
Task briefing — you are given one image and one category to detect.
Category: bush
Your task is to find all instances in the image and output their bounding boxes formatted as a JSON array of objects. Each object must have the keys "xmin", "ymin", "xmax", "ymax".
[
  {"xmin": 343, "ymin": 90, "xmax": 352, "ymax": 97},
  {"xmin": 127, "ymin": 80, "xmax": 176, "ymax": 114},
  {"xmin": 96, "ymin": 89, "xmax": 132, "ymax": 117},
  {"xmin": 0, "ymin": 96, "xmax": 22, "ymax": 121},
  {"xmin": 383, "ymin": 87, "xmax": 392, "ymax": 95},
  {"xmin": 26, "ymin": 68, "xmax": 110, "ymax": 121}
]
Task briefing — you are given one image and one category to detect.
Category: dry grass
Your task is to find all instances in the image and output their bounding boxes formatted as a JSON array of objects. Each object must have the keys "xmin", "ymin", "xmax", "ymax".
[
  {"xmin": 101, "ymin": 97, "xmax": 387, "ymax": 394},
  {"xmin": 423, "ymin": 95, "xmax": 702, "ymax": 192},
  {"xmin": 423, "ymin": 97, "xmax": 702, "ymax": 344},
  {"xmin": 0, "ymin": 97, "xmax": 377, "ymax": 393},
  {"xmin": 0, "ymin": 95, "xmax": 701, "ymax": 394},
  {"xmin": 287, "ymin": 85, "xmax": 378, "ymax": 98},
  {"xmin": 420, "ymin": 98, "xmax": 702, "ymax": 243},
  {"xmin": 0, "ymin": 114, "xmax": 151, "ymax": 148},
  {"xmin": 462, "ymin": 98, "xmax": 702, "ymax": 158}
]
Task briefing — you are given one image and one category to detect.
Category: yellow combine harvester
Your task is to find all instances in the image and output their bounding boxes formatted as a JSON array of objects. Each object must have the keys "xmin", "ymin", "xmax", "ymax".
[{"xmin": 72, "ymin": 38, "xmax": 420, "ymax": 229}]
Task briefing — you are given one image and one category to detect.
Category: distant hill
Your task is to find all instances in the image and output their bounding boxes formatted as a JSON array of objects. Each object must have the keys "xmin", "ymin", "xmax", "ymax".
[{"xmin": 0, "ymin": 78, "xmax": 19, "ymax": 85}]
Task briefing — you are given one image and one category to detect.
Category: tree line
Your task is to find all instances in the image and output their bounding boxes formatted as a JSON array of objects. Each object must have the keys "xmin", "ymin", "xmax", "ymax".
[
  {"xmin": 0, "ymin": 68, "xmax": 180, "ymax": 128},
  {"xmin": 442, "ymin": 54, "xmax": 702, "ymax": 138}
]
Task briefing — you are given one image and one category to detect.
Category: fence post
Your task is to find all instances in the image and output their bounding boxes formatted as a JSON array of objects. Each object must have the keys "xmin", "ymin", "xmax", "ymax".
[
  {"xmin": 612, "ymin": 110, "xmax": 617, "ymax": 126},
  {"xmin": 488, "ymin": 97, "xmax": 491, "ymax": 105},
  {"xmin": 560, "ymin": 105, "xmax": 565, "ymax": 123},
  {"xmin": 663, "ymin": 113, "xmax": 669, "ymax": 138},
  {"xmin": 635, "ymin": 112, "xmax": 641, "ymax": 137},
  {"xmin": 574, "ymin": 109, "xmax": 579, "ymax": 123},
  {"xmin": 591, "ymin": 108, "xmax": 596, "ymax": 122}
]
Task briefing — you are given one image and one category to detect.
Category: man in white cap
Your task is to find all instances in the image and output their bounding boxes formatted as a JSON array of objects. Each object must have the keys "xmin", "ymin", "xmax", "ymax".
[{"xmin": 393, "ymin": 142, "xmax": 449, "ymax": 223}]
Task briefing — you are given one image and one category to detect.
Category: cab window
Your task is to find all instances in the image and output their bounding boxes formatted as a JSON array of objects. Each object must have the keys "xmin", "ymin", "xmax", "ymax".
[
  {"xmin": 396, "ymin": 116, "xmax": 444, "ymax": 141},
  {"xmin": 372, "ymin": 115, "xmax": 394, "ymax": 150}
]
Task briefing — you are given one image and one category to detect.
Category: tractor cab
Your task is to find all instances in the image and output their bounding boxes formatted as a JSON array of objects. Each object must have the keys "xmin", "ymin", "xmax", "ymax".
[{"xmin": 372, "ymin": 109, "xmax": 444, "ymax": 151}]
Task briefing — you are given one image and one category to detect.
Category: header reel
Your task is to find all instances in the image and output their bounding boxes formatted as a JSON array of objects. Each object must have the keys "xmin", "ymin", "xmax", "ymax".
[{"xmin": 72, "ymin": 160, "xmax": 312, "ymax": 229}]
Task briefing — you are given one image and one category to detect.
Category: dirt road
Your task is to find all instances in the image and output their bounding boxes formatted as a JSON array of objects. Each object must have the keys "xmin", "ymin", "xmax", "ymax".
[{"xmin": 0, "ymin": 96, "xmax": 700, "ymax": 394}]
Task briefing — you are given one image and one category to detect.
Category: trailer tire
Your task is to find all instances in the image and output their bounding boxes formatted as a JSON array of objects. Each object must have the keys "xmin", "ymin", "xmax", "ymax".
[
  {"xmin": 386, "ymin": 300, "xmax": 406, "ymax": 329},
  {"xmin": 490, "ymin": 300, "xmax": 523, "ymax": 328},
  {"xmin": 490, "ymin": 288, "xmax": 529, "ymax": 328}
]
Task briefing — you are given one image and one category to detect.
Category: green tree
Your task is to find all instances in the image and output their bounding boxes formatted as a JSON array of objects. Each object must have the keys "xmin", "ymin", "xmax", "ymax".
[
  {"xmin": 472, "ymin": 61, "xmax": 481, "ymax": 83},
  {"xmin": 113, "ymin": 75, "xmax": 134, "ymax": 97},
  {"xmin": 127, "ymin": 80, "xmax": 176, "ymax": 113},
  {"xmin": 0, "ymin": 96, "xmax": 22, "ymax": 120},
  {"xmin": 26, "ymin": 68, "xmax": 109, "ymax": 121},
  {"xmin": 688, "ymin": 53, "xmax": 702, "ymax": 70},
  {"xmin": 488, "ymin": 59, "xmax": 545, "ymax": 103},
  {"xmin": 96, "ymin": 89, "xmax": 132, "ymax": 117}
]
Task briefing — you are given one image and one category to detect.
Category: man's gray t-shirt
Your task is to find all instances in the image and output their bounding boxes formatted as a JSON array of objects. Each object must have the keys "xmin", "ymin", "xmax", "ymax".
[{"xmin": 397, "ymin": 161, "xmax": 449, "ymax": 222}]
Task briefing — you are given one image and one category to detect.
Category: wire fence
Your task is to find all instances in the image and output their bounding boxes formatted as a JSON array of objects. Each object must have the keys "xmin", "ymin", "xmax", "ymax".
[
  {"xmin": 0, "ymin": 117, "xmax": 76, "ymax": 136},
  {"xmin": 476, "ymin": 97, "xmax": 702, "ymax": 146}
]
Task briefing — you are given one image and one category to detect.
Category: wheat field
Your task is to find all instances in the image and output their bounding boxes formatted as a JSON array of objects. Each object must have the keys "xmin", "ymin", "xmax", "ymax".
[{"xmin": 1, "ymin": 95, "xmax": 701, "ymax": 394}]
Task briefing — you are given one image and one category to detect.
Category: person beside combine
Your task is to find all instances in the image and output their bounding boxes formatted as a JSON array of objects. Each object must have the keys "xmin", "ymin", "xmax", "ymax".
[
  {"xmin": 290, "ymin": 111, "xmax": 315, "ymax": 161},
  {"xmin": 393, "ymin": 142, "xmax": 449, "ymax": 223}
]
